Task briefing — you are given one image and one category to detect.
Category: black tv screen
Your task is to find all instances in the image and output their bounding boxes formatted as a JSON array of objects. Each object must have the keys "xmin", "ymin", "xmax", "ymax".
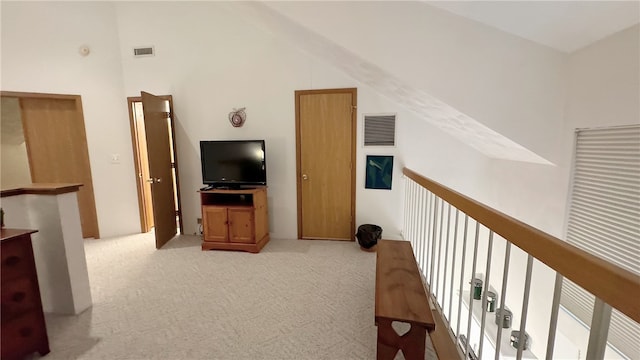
[{"xmin": 200, "ymin": 140, "xmax": 266, "ymax": 188}]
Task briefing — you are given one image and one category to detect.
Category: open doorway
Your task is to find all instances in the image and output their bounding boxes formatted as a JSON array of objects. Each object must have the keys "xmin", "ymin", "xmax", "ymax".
[
  {"xmin": 127, "ymin": 95, "xmax": 183, "ymax": 237},
  {"xmin": 1, "ymin": 91, "xmax": 100, "ymax": 239}
]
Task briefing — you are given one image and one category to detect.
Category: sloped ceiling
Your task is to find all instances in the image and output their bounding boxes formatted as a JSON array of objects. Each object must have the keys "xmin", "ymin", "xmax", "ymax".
[
  {"xmin": 427, "ymin": 1, "xmax": 640, "ymax": 53},
  {"xmin": 232, "ymin": 2, "xmax": 552, "ymax": 164}
]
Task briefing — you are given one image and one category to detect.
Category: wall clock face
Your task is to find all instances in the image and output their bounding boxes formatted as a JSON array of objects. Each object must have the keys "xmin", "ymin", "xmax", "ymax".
[
  {"xmin": 228, "ymin": 108, "xmax": 246, "ymax": 127},
  {"xmin": 231, "ymin": 113, "xmax": 243, "ymax": 126}
]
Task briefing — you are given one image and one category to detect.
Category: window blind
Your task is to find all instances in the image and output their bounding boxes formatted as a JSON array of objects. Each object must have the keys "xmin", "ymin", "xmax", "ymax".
[{"xmin": 561, "ymin": 125, "xmax": 640, "ymax": 359}]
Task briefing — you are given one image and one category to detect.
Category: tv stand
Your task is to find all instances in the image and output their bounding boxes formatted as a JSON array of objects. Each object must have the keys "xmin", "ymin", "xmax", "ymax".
[{"xmin": 199, "ymin": 186, "xmax": 269, "ymax": 253}]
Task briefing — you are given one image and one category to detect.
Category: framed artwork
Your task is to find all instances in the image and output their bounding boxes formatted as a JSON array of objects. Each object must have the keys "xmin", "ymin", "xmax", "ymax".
[{"xmin": 365, "ymin": 155, "xmax": 394, "ymax": 190}]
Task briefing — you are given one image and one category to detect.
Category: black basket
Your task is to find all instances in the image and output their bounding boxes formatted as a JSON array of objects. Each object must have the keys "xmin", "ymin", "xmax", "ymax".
[{"xmin": 356, "ymin": 224, "xmax": 382, "ymax": 249}]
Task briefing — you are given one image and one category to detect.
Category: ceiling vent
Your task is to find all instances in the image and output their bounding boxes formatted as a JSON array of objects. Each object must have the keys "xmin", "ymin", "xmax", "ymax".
[
  {"xmin": 133, "ymin": 47, "xmax": 154, "ymax": 57},
  {"xmin": 364, "ymin": 114, "xmax": 396, "ymax": 146}
]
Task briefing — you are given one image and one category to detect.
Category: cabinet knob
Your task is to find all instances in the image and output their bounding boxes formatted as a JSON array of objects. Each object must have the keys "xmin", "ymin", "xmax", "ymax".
[{"xmin": 302, "ymin": 174, "xmax": 308, "ymax": 180}]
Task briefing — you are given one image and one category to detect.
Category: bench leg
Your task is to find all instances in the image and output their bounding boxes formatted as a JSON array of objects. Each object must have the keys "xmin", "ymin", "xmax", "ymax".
[
  {"xmin": 376, "ymin": 319, "xmax": 427, "ymax": 360},
  {"xmin": 401, "ymin": 325, "xmax": 427, "ymax": 360}
]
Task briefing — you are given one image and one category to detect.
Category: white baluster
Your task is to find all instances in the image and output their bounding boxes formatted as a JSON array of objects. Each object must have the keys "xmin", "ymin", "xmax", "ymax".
[
  {"xmin": 478, "ymin": 231, "xmax": 494, "ymax": 360},
  {"xmin": 516, "ymin": 255, "xmax": 534, "ymax": 360},
  {"xmin": 456, "ymin": 215, "xmax": 470, "ymax": 338},
  {"xmin": 448, "ymin": 208, "xmax": 460, "ymax": 322},
  {"xmin": 546, "ymin": 273, "xmax": 564, "ymax": 359},
  {"xmin": 466, "ymin": 221, "xmax": 481, "ymax": 360}
]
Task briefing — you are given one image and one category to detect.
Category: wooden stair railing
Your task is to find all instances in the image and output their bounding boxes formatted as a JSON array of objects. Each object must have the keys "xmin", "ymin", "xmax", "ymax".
[
  {"xmin": 403, "ymin": 167, "xmax": 640, "ymax": 324},
  {"xmin": 401, "ymin": 167, "xmax": 640, "ymax": 359}
]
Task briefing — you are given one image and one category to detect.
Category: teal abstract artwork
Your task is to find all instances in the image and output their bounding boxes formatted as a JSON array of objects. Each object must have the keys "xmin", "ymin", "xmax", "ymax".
[{"xmin": 365, "ymin": 155, "xmax": 393, "ymax": 190}]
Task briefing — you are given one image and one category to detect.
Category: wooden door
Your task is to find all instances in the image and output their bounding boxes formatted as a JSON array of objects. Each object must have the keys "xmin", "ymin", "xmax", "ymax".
[
  {"xmin": 18, "ymin": 95, "xmax": 99, "ymax": 239},
  {"xmin": 127, "ymin": 96, "xmax": 183, "ymax": 236},
  {"xmin": 295, "ymin": 88, "xmax": 356, "ymax": 241},
  {"xmin": 228, "ymin": 208, "xmax": 255, "ymax": 244},
  {"xmin": 202, "ymin": 206, "xmax": 228, "ymax": 242},
  {"xmin": 141, "ymin": 92, "xmax": 177, "ymax": 249}
]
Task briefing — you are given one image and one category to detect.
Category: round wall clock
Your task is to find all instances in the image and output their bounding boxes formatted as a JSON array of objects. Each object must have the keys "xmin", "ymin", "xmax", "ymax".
[{"xmin": 228, "ymin": 108, "xmax": 246, "ymax": 127}]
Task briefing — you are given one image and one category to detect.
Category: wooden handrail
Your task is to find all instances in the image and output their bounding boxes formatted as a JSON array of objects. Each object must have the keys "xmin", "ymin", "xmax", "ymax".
[{"xmin": 403, "ymin": 167, "xmax": 640, "ymax": 323}]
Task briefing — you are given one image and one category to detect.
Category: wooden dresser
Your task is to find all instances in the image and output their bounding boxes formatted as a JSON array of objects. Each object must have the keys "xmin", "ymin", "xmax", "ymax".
[{"xmin": 1, "ymin": 229, "xmax": 50, "ymax": 359}]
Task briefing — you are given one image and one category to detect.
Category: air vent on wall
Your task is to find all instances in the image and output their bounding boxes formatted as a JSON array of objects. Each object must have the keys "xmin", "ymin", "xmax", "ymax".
[
  {"xmin": 364, "ymin": 114, "xmax": 396, "ymax": 146},
  {"xmin": 133, "ymin": 46, "xmax": 154, "ymax": 57}
]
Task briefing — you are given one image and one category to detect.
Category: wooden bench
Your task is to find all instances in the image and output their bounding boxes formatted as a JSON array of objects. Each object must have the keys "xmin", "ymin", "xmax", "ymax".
[{"xmin": 375, "ymin": 240, "xmax": 435, "ymax": 360}]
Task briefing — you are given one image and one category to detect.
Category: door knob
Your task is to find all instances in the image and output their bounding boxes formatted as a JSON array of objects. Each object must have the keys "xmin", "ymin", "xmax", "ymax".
[
  {"xmin": 156, "ymin": 178, "xmax": 162, "ymax": 183},
  {"xmin": 147, "ymin": 178, "xmax": 162, "ymax": 183},
  {"xmin": 302, "ymin": 174, "xmax": 308, "ymax": 180}
]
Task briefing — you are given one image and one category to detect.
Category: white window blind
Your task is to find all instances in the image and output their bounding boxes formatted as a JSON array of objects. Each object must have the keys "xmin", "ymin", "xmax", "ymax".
[{"xmin": 561, "ymin": 125, "xmax": 640, "ymax": 359}]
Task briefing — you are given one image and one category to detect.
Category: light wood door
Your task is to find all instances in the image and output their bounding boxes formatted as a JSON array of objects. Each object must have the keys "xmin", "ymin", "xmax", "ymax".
[
  {"xmin": 228, "ymin": 208, "xmax": 255, "ymax": 244},
  {"xmin": 202, "ymin": 206, "xmax": 228, "ymax": 242},
  {"xmin": 296, "ymin": 88, "xmax": 356, "ymax": 240},
  {"xmin": 128, "ymin": 99, "xmax": 154, "ymax": 232},
  {"xmin": 141, "ymin": 92, "xmax": 177, "ymax": 249},
  {"xmin": 19, "ymin": 96, "xmax": 99, "ymax": 239}
]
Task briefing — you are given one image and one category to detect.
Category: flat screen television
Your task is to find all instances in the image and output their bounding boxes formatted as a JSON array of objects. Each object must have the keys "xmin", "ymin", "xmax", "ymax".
[{"xmin": 200, "ymin": 140, "xmax": 266, "ymax": 188}]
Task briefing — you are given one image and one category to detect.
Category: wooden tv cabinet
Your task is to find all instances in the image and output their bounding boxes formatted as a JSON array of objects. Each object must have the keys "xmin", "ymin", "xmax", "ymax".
[{"xmin": 199, "ymin": 187, "xmax": 270, "ymax": 253}]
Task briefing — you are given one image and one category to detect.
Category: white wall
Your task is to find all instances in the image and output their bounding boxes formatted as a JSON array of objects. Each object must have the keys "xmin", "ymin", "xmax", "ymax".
[
  {"xmin": 115, "ymin": 2, "xmax": 307, "ymax": 239},
  {"xmin": 556, "ymin": 23, "xmax": 640, "ymax": 359},
  {"xmin": 564, "ymin": 24, "xmax": 640, "ymax": 139},
  {"xmin": 1, "ymin": 2, "xmax": 139, "ymax": 238},
  {"xmin": 264, "ymin": 1, "xmax": 568, "ymax": 229},
  {"xmin": 114, "ymin": 2, "xmax": 413, "ymax": 240},
  {"xmin": 0, "ymin": 1, "xmax": 414, "ymax": 241},
  {"xmin": 403, "ymin": 20, "xmax": 639, "ymax": 360}
]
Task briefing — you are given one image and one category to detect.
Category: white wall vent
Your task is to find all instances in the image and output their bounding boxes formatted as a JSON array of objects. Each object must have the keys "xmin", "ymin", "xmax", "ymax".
[
  {"xmin": 133, "ymin": 47, "xmax": 154, "ymax": 57},
  {"xmin": 364, "ymin": 114, "xmax": 396, "ymax": 146}
]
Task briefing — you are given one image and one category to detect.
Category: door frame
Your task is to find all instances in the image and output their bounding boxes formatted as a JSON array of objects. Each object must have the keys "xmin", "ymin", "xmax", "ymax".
[
  {"xmin": 1, "ymin": 90, "xmax": 100, "ymax": 238},
  {"xmin": 294, "ymin": 88, "xmax": 357, "ymax": 240},
  {"xmin": 127, "ymin": 95, "xmax": 183, "ymax": 235}
]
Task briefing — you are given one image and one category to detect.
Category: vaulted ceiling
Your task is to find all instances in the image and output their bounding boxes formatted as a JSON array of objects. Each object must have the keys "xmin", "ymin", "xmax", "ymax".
[
  {"xmin": 233, "ymin": 1, "xmax": 638, "ymax": 164},
  {"xmin": 427, "ymin": 1, "xmax": 640, "ymax": 53}
]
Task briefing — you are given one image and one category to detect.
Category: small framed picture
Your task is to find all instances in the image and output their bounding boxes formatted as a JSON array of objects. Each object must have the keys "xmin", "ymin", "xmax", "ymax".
[{"xmin": 365, "ymin": 155, "xmax": 394, "ymax": 190}]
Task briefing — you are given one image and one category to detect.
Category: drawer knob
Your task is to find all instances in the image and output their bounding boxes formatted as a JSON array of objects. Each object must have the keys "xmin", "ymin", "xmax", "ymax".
[
  {"xmin": 19, "ymin": 327, "xmax": 33, "ymax": 337},
  {"xmin": 5, "ymin": 255, "xmax": 21, "ymax": 266},
  {"xmin": 12, "ymin": 291, "xmax": 26, "ymax": 302}
]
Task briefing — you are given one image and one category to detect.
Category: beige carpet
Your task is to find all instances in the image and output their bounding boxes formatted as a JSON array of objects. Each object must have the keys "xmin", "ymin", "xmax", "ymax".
[{"xmin": 32, "ymin": 233, "xmax": 436, "ymax": 360}]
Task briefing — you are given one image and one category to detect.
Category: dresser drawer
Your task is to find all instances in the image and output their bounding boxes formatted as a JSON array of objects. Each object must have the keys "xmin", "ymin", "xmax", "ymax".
[
  {"xmin": 1, "ymin": 277, "xmax": 38, "ymax": 323},
  {"xmin": 1, "ymin": 311, "xmax": 47, "ymax": 359},
  {"xmin": 1, "ymin": 239, "xmax": 33, "ymax": 282}
]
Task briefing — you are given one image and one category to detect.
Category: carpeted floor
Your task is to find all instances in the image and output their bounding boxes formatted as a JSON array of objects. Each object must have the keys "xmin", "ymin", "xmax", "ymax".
[{"xmin": 32, "ymin": 233, "xmax": 436, "ymax": 360}]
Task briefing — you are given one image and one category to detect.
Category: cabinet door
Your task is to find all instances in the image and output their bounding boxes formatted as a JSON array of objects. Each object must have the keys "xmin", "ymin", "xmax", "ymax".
[
  {"xmin": 228, "ymin": 208, "xmax": 255, "ymax": 244},
  {"xmin": 202, "ymin": 206, "xmax": 228, "ymax": 242}
]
